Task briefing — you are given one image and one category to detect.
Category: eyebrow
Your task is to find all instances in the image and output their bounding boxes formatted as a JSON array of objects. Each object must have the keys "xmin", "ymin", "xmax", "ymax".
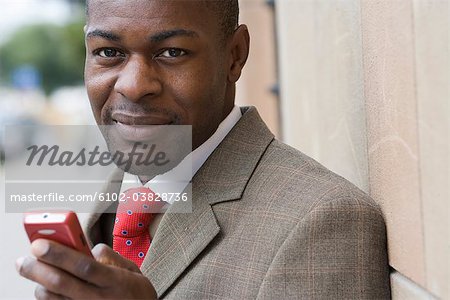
[
  {"xmin": 149, "ymin": 29, "xmax": 199, "ymax": 43},
  {"xmin": 86, "ymin": 29, "xmax": 120, "ymax": 41},
  {"xmin": 85, "ymin": 28, "xmax": 199, "ymax": 43}
]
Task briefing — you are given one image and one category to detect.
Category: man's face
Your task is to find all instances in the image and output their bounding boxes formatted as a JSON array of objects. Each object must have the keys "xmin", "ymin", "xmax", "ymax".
[{"xmin": 84, "ymin": 0, "xmax": 235, "ymax": 150}]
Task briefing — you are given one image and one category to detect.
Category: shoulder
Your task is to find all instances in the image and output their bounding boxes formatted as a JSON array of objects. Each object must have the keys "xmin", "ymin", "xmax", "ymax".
[
  {"xmin": 251, "ymin": 141, "xmax": 391, "ymax": 299},
  {"xmin": 246, "ymin": 139, "xmax": 383, "ymax": 220}
]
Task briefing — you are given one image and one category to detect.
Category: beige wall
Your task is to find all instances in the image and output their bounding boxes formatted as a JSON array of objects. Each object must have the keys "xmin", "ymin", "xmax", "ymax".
[
  {"xmin": 236, "ymin": 0, "xmax": 280, "ymax": 138},
  {"xmin": 275, "ymin": 0, "xmax": 370, "ymax": 192},
  {"xmin": 275, "ymin": 0, "xmax": 449, "ymax": 299}
]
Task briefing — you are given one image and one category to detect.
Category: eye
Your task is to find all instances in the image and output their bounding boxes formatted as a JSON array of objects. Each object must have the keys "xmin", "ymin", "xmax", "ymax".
[
  {"xmin": 158, "ymin": 48, "xmax": 186, "ymax": 58},
  {"xmin": 96, "ymin": 48, "xmax": 125, "ymax": 58}
]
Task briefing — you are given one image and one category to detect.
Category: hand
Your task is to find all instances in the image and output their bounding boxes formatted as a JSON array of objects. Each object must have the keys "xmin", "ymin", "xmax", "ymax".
[{"xmin": 16, "ymin": 239, "xmax": 157, "ymax": 299}]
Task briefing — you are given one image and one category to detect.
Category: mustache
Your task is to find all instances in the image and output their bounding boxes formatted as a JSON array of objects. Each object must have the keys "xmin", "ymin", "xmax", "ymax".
[{"xmin": 104, "ymin": 103, "xmax": 181, "ymax": 123}]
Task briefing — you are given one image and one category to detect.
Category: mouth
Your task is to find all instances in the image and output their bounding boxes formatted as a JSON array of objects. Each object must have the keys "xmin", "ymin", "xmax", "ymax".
[
  {"xmin": 110, "ymin": 112, "xmax": 173, "ymax": 142},
  {"xmin": 111, "ymin": 112, "xmax": 173, "ymax": 126}
]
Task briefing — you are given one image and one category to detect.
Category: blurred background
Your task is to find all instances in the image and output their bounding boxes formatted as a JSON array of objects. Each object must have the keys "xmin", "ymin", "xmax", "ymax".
[{"xmin": 0, "ymin": 0, "xmax": 448, "ymax": 299}]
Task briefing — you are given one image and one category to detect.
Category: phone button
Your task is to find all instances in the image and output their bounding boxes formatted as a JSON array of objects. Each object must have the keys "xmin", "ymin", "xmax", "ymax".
[{"xmin": 37, "ymin": 229, "xmax": 56, "ymax": 235}]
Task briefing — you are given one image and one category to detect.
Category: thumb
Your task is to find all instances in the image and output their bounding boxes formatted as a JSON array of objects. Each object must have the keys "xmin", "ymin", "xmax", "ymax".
[{"xmin": 91, "ymin": 243, "xmax": 141, "ymax": 273}]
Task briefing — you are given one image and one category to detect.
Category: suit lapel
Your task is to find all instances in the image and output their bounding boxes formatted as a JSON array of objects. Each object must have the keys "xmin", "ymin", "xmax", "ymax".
[
  {"xmin": 141, "ymin": 107, "xmax": 275, "ymax": 297},
  {"xmin": 140, "ymin": 181, "xmax": 220, "ymax": 297}
]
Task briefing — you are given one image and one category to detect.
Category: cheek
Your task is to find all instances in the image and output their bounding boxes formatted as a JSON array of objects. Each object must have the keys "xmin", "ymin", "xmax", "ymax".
[
  {"xmin": 167, "ymin": 76, "xmax": 218, "ymax": 129},
  {"xmin": 165, "ymin": 67, "xmax": 227, "ymax": 149},
  {"xmin": 166, "ymin": 60, "xmax": 226, "ymax": 116},
  {"xmin": 85, "ymin": 68, "xmax": 116, "ymax": 123}
]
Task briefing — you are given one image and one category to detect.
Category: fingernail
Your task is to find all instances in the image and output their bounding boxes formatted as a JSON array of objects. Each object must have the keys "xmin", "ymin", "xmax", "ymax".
[
  {"xmin": 15, "ymin": 257, "xmax": 25, "ymax": 272},
  {"xmin": 31, "ymin": 239, "xmax": 49, "ymax": 257}
]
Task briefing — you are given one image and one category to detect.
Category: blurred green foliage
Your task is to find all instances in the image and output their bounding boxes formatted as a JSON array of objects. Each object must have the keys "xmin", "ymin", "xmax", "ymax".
[{"xmin": 0, "ymin": 20, "xmax": 86, "ymax": 95}]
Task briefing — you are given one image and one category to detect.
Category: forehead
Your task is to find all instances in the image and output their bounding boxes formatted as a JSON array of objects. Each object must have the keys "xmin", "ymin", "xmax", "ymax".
[{"xmin": 87, "ymin": 0, "xmax": 213, "ymax": 32}]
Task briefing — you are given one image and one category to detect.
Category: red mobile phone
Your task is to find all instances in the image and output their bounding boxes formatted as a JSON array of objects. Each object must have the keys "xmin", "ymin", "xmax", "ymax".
[{"xmin": 23, "ymin": 210, "xmax": 93, "ymax": 257}]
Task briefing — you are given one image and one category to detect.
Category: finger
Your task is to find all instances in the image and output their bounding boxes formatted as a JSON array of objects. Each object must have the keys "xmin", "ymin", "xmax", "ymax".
[
  {"xmin": 30, "ymin": 239, "xmax": 112, "ymax": 287},
  {"xmin": 92, "ymin": 243, "xmax": 140, "ymax": 273},
  {"xmin": 35, "ymin": 285, "xmax": 66, "ymax": 300},
  {"xmin": 16, "ymin": 256, "xmax": 98, "ymax": 299}
]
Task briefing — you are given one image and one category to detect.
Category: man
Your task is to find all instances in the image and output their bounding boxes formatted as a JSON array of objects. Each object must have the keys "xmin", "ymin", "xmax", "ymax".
[{"xmin": 16, "ymin": 0, "xmax": 391, "ymax": 299}]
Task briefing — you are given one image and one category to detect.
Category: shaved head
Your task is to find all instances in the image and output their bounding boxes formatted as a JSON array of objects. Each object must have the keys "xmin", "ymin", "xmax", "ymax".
[
  {"xmin": 204, "ymin": 0, "xmax": 239, "ymax": 38},
  {"xmin": 85, "ymin": 0, "xmax": 239, "ymax": 40}
]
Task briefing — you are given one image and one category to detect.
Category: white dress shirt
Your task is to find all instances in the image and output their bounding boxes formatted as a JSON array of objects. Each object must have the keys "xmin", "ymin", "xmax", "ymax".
[{"xmin": 120, "ymin": 106, "xmax": 242, "ymax": 203}]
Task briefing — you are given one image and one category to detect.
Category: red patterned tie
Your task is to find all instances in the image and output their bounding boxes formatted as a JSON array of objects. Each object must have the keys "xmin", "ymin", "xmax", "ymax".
[{"xmin": 113, "ymin": 187, "xmax": 161, "ymax": 267}]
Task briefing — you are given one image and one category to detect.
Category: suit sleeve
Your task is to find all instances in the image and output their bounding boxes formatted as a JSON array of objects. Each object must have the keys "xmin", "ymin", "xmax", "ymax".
[{"xmin": 256, "ymin": 197, "xmax": 391, "ymax": 299}]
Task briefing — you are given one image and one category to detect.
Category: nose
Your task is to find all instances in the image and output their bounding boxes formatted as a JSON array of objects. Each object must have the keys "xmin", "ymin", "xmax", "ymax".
[{"xmin": 114, "ymin": 56, "xmax": 162, "ymax": 102}]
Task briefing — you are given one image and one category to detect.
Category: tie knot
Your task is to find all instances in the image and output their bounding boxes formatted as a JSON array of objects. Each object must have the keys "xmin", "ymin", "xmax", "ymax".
[
  {"xmin": 118, "ymin": 187, "xmax": 157, "ymax": 212},
  {"xmin": 113, "ymin": 187, "xmax": 161, "ymax": 237}
]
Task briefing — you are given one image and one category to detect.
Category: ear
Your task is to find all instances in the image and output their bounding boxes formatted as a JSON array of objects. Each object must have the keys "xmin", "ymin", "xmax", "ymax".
[{"xmin": 227, "ymin": 25, "xmax": 250, "ymax": 83}]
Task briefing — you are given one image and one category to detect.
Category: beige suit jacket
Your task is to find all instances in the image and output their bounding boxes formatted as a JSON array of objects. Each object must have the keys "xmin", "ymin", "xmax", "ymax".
[{"xmin": 84, "ymin": 106, "xmax": 391, "ymax": 299}]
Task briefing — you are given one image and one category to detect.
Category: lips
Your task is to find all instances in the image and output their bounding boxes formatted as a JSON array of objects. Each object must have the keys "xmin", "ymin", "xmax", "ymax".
[
  {"xmin": 110, "ymin": 112, "xmax": 172, "ymax": 142},
  {"xmin": 111, "ymin": 112, "xmax": 172, "ymax": 126}
]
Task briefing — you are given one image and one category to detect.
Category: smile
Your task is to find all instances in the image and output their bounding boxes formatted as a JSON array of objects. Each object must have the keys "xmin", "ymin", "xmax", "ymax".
[{"xmin": 111, "ymin": 112, "xmax": 172, "ymax": 142}]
